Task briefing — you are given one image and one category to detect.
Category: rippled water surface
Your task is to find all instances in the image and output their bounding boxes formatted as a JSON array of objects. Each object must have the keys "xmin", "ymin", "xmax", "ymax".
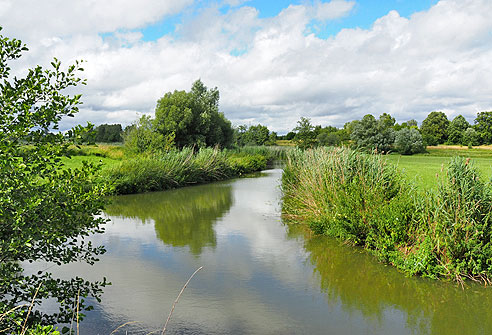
[{"xmin": 36, "ymin": 169, "xmax": 492, "ymax": 334}]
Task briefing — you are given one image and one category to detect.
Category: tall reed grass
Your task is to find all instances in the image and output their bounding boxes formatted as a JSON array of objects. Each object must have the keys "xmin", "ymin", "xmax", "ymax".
[
  {"xmin": 282, "ymin": 147, "xmax": 492, "ymax": 283},
  {"xmin": 105, "ymin": 147, "xmax": 272, "ymax": 194}
]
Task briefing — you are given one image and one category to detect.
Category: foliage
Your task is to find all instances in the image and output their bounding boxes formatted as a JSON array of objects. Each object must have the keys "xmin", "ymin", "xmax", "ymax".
[
  {"xmin": 104, "ymin": 147, "xmax": 271, "ymax": 194},
  {"xmin": 317, "ymin": 132, "xmax": 340, "ymax": 146},
  {"xmin": 420, "ymin": 111, "xmax": 449, "ymax": 145},
  {"xmin": 475, "ymin": 111, "xmax": 492, "ymax": 144},
  {"xmin": 293, "ymin": 117, "xmax": 316, "ymax": 149},
  {"xmin": 462, "ymin": 127, "xmax": 480, "ymax": 146},
  {"xmin": 0, "ymin": 28, "xmax": 109, "ymax": 332},
  {"xmin": 282, "ymin": 147, "xmax": 492, "ymax": 282},
  {"xmin": 94, "ymin": 123, "xmax": 122, "ymax": 143},
  {"xmin": 154, "ymin": 80, "xmax": 233, "ymax": 148},
  {"xmin": 234, "ymin": 124, "xmax": 272, "ymax": 146},
  {"xmin": 394, "ymin": 128, "xmax": 425, "ymax": 155},
  {"xmin": 447, "ymin": 115, "xmax": 470, "ymax": 145},
  {"xmin": 282, "ymin": 148, "xmax": 413, "ymax": 254},
  {"xmin": 123, "ymin": 115, "xmax": 174, "ymax": 155},
  {"xmin": 404, "ymin": 157, "xmax": 492, "ymax": 281},
  {"xmin": 350, "ymin": 114, "xmax": 395, "ymax": 152}
]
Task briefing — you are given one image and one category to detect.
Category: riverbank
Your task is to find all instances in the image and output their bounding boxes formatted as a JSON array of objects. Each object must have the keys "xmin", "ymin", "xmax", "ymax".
[
  {"xmin": 61, "ymin": 145, "xmax": 286, "ymax": 195},
  {"xmin": 281, "ymin": 147, "xmax": 492, "ymax": 283}
]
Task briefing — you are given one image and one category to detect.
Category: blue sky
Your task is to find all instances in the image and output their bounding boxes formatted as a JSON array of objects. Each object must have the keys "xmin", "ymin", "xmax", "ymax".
[{"xmin": 139, "ymin": 0, "xmax": 439, "ymax": 41}]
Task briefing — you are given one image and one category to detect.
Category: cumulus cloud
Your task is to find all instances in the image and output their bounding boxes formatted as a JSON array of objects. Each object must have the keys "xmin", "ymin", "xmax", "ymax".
[
  {"xmin": 1, "ymin": 0, "xmax": 492, "ymax": 133},
  {"xmin": 314, "ymin": 0, "xmax": 355, "ymax": 21},
  {"xmin": 0, "ymin": 0, "xmax": 193, "ymax": 39}
]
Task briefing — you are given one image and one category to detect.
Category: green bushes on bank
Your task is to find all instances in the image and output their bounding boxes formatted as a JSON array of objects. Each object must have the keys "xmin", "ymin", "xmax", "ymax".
[
  {"xmin": 105, "ymin": 147, "xmax": 272, "ymax": 194},
  {"xmin": 281, "ymin": 147, "xmax": 492, "ymax": 282}
]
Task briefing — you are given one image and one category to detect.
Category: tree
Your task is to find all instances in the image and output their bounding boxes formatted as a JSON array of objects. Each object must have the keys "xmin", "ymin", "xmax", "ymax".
[
  {"xmin": 475, "ymin": 111, "xmax": 492, "ymax": 144},
  {"xmin": 285, "ymin": 131, "xmax": 295, "ymax": 140},
  {"xmin": 95, "ymin": 123, "xmax": 123, "ymax": 142},
  {"xmin": 447, "ymin": 115, "xmax": 470, "ymax": 145},
  {"xmin": 351, "ymin": 114, "xmax": 395, "ymax": 152},
  {"xmin": 394, "ymin": 128, "xmax": 426, "ymax": 155},
  {"xmin": 293, "ymin": 117, "xmax": 316, "ymax": 149},
  {"xmin": 123, "ymin": 115, "xmax": 174, "ymax": 154},
  {"xmin": 462, "ymin": 127, "xmax": 480, "ymax": 147},
  {"xmin": 420, "ymin": 111, "xmax": 449, "ymax": 145},
  {"xmin": 0, "ymin": 28, "xmax": 109, "ymax": 332},
  {"xmin": 317, "ymin": 132, "xmax": 340, "ymax": 146},
  {"xmin": 154, "ymin": 80, "xmax": 233, "ymax": 148},
  {"xmin": 235, "ymin": 124, "xmax": 271, "ymax": 146}
]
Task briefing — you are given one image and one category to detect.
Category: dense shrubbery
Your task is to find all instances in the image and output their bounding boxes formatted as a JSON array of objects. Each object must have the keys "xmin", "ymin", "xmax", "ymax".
[
  {"xmin": 105, "ymin": 146, "xmax": 280, "ymax": 194},
  {"xmin": 282, "ymin": 147, "xmax": 492, "ymax": 283}
]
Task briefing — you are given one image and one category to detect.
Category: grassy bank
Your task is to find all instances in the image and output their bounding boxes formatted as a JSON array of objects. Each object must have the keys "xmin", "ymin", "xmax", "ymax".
[
  {"xmin": 282, "ymin": 147, "xmax": 492, "ymax": 283},
  {"xmin": 104, "ymin": 146, "xmax": 284, "ymax": 195},
  {"xmin": 58, "ymin": 145, "xmax": 284, "ymax": 195}
]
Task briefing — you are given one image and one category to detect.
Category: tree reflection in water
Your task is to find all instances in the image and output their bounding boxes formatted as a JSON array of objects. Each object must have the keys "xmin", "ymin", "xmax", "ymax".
[
  {"xmin": 105, "ymin": 183, "xmax": 233, "ymax": 255},
  {"xmin": 288, "ymin": 224, "xmax": 492, "ymax": 335}
]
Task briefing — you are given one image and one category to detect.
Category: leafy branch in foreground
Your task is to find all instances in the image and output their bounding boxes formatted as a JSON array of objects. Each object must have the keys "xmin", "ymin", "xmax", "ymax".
[{"xmin": 0, "ymin": 27, "xmax": 109, "ymax": 333}]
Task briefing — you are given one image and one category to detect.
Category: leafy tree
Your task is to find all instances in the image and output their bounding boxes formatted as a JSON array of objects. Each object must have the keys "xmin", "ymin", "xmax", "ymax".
[
  {"xmin": 265, "ymin": 131, "xmax": 278, "ymax": 146},
  {"xmin": 285, "ymin": 131, "xmax": 295, "ymax": 140},
  {"xmin": 394, "ymin": 119, "xmax": 418, "ymax": 131},
  {"xmin": 235, "ymin": 124, "xmax": 271, "ymax": 146},
  {"xmin": 351, "ymin": 114, "xmax": 395, "ymax": 152},
  {"xmin": 420, "ymin": 111, "xmax": 449, "ymax": 145},
  {"xmin": 406, "ymin": 119, "xmax": 418, "ymax": 128},
  {"xmin": 394, "ymin": 128, "xmax": 425, "ymax": 155},
  {"xmin": 462, "ymin": 127, "xmax": 480, "ymax": 147},
  {"xmin": 123, "ymin": 115, "xmax": 174, "ymax": 154},
  {"xmin": 317, "ymin": 132, "xmax": 340, "ymax": 146},
  {"xmin": 475, "ymin": 111, "xmax": 492, "ymax": 144},
  {"xmin": 95, "ymin": 123, "xmax": 123, "ymax": 142},
  {"xmin": 293, "ymin": 117, "xmax": 316, "ymax": 149},
  {"xmin": 0, "ymin": 28, "xmax": 109, "ymax": 332},
  {"xmin": 154, "ymin": 80, "xmax": 233, "ymax": 148},
  {"xmin": 447, "ymin": 115, "xmax": 470, "ymax": 145}
]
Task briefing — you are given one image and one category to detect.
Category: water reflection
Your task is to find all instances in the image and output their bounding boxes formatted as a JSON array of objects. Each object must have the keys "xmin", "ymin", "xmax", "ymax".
[
  {"xmin": 288, "ymin": 224, "xmax": 492, "ymax": 335},
  {"xmin": 104, "ymin": 183, "xmax": 233, "ymax": 255}
]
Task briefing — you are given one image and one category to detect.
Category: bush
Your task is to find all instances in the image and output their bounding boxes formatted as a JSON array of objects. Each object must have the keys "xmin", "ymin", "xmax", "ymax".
[{"xmin": 394, "ymin": 128, "xmax": 425, "ymax": 155}]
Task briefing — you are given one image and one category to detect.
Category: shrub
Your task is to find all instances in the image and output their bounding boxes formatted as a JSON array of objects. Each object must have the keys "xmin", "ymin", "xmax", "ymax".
[{"xmin": 394, "ymin": 128, "xmax": 425, "ymax": 155}]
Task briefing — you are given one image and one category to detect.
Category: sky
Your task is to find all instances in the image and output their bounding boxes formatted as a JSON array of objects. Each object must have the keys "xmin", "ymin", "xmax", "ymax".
[{"xmin": 1, "ymin": 0, "xmax": 491, "ymax": 134}]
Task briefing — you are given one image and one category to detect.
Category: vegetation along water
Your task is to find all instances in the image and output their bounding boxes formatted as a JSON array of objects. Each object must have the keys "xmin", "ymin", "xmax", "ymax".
[{"xmin": 282, "ymin": 147, "xmax": 492, "ymax": 283}]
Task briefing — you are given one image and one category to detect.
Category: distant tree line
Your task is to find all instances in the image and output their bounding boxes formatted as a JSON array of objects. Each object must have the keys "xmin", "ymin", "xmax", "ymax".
[
  {"xmin": 276, "ymin": 110, "xmax": 492, "ymax": 155},
  {"xmin": 86, "ymin": 80, "xmax": 492, "ymax": 156}
]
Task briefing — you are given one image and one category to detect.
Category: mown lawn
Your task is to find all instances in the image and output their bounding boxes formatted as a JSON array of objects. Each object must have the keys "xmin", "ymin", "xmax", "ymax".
[{"xmin": 386, "ymin": 147, "xmax": 492, "ymax": 190}]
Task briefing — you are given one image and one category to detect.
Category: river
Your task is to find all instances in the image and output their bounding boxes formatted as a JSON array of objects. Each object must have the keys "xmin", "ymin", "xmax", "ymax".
[{"xmin": 36, "ymin": 168, "xmax": 492, "ymax": 334}]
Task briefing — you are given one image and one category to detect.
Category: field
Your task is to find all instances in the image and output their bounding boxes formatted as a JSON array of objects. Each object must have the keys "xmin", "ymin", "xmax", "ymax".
[{"xmin": 386, "ymin": 147, "xmax": 492, "ymax": 189}]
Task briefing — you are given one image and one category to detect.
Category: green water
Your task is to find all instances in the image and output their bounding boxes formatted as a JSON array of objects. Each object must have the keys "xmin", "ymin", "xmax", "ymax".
[{"xmin": 34, "ymin": 169, "xmax": 492, "ymax": 334}]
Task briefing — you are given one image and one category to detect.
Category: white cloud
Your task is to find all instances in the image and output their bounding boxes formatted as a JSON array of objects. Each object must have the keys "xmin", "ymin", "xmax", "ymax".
[
  {"xmin": 315, "ymin": 0, "xmax": 355, "ymax": 21},
  {"xmin": 1, "ymin": 0, "xmax": 492, "ymax": 133},
  {"xmin": 0, "ymin": 0, "xmax": 194, "ymax": 39}
]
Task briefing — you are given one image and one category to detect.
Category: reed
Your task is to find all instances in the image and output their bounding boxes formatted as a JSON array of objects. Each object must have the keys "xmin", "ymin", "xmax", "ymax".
[
  {"xmin": 281, "ymin": 148, "xmax": 492, "ymax": 282},
  {"xmin": 105, "ymin": 147, "xmax": 271, "ymax": 194}
]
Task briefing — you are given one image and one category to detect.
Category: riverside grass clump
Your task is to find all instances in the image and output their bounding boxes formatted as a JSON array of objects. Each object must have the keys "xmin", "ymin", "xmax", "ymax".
[
  {"xmin": 281, "ymin": 147, "xmax": 492, "ymax": 283},
  {"xmin": 105, "ymin": 147, "xmax": 270, "ymax": 194}
]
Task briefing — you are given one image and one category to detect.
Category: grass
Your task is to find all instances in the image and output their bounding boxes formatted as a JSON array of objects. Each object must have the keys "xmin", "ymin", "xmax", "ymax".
[
  {"xmin": 281, "ymin": 147, "xmax": 492, "ymax": 283},
  {"xmin": 386, "ymin": 147, "xmax": 492, "ymax": 189}
]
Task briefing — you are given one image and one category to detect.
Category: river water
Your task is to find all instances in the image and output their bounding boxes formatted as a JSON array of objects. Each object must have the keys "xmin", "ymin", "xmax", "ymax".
[{"xmin": 40, "ymin": 168, "xmax": 492, "ymax": 334}]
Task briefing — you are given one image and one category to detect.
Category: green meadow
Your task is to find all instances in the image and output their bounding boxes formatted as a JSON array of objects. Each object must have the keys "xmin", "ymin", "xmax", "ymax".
[{"xmin": 386, "ymin": 147, "xmax": 492, "ymax": 189}]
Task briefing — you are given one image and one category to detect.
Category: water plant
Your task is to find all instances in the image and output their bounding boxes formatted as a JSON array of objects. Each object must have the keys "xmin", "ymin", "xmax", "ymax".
[{"xmin": 281, "ymin": 147, "xmax": 492, "ymax": 283}]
